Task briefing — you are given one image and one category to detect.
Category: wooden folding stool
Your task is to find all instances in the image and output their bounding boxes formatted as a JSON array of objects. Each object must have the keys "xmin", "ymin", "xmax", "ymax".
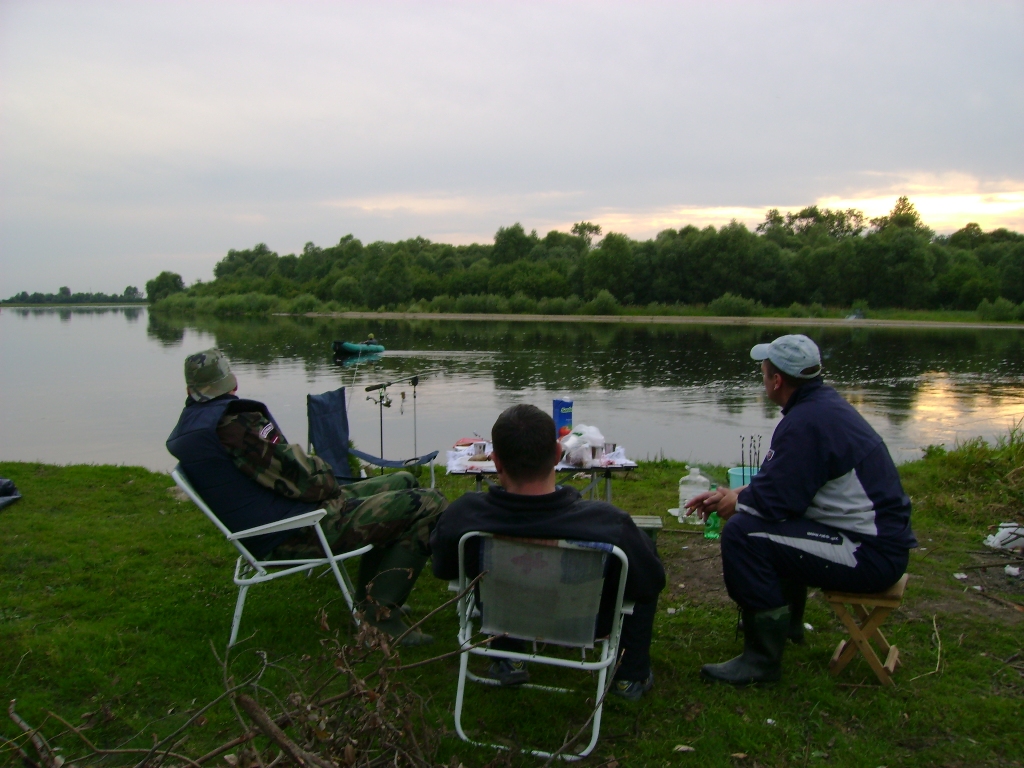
[{"xmin": 824, "ymin": 573, "xmax": 909, "ymax": 687}]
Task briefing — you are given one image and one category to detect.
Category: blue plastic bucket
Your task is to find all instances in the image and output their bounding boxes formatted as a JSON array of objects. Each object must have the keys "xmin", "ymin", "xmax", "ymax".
[{"xmin": 727, "ymin": 467, "xmax": 758, "ymax": 488}]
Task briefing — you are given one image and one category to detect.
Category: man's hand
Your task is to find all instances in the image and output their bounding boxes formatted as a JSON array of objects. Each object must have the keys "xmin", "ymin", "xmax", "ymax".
[{"xmin": 684, "ymin": 486, "xmax": 743, "ymax": 521}]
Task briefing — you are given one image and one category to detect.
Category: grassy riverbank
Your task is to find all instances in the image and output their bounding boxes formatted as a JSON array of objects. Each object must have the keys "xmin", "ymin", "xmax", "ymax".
[
  {"xmin": 149, "ymin": 290, "xmax": 1024, "ymax": 328},
  {"xmin": 2, "ymin": 446, "xmax": 1022, "ymax": 766}
]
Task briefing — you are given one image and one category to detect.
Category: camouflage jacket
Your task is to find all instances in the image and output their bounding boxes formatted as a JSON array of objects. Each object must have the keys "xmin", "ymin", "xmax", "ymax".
[{"xmin": 216, "ymin": 409, "xmax": 341, "ymax": 503}]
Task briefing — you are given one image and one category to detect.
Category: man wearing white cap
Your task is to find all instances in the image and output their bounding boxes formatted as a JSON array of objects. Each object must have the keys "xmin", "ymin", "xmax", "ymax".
[{"xmin": 686, "ymin": 334, "xmax": 916, "ymax": 686}]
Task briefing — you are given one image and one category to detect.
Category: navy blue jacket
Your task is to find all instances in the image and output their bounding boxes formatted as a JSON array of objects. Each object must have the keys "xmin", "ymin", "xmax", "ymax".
[
  {"xmin": 736, "ymin": 379, "xmax": 916, "ymax": 552},
  {"xmin": 166, "ymin": 395, "xmax": 319, "ymax": 558}
]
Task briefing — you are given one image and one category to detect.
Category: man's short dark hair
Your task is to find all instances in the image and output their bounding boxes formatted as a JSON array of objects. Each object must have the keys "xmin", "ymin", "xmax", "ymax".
[{"xmin": 491, "ymin": 404, "xmax": 559, "ymax": 483}]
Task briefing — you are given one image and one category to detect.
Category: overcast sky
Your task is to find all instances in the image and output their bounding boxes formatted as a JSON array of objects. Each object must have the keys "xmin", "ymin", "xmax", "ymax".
[{"xmin": 1, "ymin": 1, "xmax": 1022, "ymax": 296}]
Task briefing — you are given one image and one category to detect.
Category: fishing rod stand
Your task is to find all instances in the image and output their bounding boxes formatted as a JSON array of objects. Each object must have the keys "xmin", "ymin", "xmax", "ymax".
[{"xmin": 365, "ymin": 375, "xmax": 420, "ymax": 475}]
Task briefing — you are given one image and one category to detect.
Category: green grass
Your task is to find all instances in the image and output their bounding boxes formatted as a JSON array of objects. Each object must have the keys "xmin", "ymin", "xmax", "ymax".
[{"xmin": 1, "ymin": 453, "xmax": 1022, "ymax": 767}]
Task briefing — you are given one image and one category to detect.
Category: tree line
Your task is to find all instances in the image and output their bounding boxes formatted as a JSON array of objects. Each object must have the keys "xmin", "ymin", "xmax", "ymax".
[
  {"xmin": 3, "ymin": 286, "xmax": 144, "ymax": 305},
  {"xmin": 145, "ymin": 197, "xmax": 1024, "ymax": 315}
]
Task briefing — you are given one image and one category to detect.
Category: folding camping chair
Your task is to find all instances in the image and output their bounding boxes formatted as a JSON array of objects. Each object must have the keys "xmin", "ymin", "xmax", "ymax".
[
  {"xmin": 171, "ymin": 465, "xmax": 372, "ymax": 647},
  {"xmin": 453, "ymin": 532, "xmax": 632, "ymax": 761},
  {"xmin": 306, "ymin": 387, "xmax": 438, "ymax": 487}
]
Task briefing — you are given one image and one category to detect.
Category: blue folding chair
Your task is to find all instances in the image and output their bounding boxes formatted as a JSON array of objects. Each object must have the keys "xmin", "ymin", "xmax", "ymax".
[{"xmin": 306, "ymin": 387, "xmax": 438, "ymax": 486}]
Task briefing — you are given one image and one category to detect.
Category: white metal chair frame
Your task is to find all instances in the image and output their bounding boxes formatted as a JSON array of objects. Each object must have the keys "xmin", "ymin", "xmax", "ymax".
[
  {"xmin": 453, "ymin": 531, "xmax": 632, "ymax": 761},
  {"xmin": 171, "ymin": 465, "xmax": 372, "ymax": 647}
]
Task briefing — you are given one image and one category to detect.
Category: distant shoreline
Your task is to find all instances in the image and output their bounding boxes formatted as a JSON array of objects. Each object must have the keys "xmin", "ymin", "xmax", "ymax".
[
  {"xmin": 1, "ymin": 302, "xmax": 147, "ymax": 308},
  {"xmin": 278, "ymin": 310, "xmax": 1024, "ymax": 331},
  {"xmin": 7, "ymin": 303, "xmax": 1024, "ymax": 329}
]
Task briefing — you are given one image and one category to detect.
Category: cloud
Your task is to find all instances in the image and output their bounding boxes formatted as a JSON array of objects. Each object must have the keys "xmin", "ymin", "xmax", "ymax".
[
  {"xmin": 817, "ymin": 174, "xmax": 1024, "ymax": 233},
  {"xmin": 315, "ymin": 174, "xmax": 1024, "ymax": 244},
  {"xmin": 320, "ymin": 191, "xmax": 582, "ymax": 219}
]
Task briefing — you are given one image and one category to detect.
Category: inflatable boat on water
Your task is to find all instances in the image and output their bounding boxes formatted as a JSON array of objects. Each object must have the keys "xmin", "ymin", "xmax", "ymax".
[{"xmin": 332, "ymin": 340, "xmax": 386, "ymax": 356}]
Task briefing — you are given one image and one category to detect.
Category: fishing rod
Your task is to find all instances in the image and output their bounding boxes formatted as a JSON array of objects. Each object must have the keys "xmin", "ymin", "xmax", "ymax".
[{"xmin": 364, "ymin": 374, "xmax": 421, "ymax": 392}]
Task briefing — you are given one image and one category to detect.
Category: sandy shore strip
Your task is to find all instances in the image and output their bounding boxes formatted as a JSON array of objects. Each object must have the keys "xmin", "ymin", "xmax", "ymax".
[{"xmin": 281, "ymin": 311, "xmax": 1024, "ymax": 331}]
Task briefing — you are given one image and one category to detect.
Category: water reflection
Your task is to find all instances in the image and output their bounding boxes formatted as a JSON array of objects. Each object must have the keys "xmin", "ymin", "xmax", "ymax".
[
  {"xmin": 3, "ymin": 306, "xmax": 1024, "ymax": 470},
  {"xmin": 146, "ymin": 312, "xmax": 1024, "ymax": 402}
]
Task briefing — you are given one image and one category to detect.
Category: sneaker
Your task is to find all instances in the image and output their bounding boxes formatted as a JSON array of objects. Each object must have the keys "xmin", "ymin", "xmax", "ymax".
[
  {"xmin": 487, "ymin": 659, "xmax": 529, "ymax": 686},
  {"xmin": 611, "ymin": 671, "xmax": 654, "ymax": 702}
]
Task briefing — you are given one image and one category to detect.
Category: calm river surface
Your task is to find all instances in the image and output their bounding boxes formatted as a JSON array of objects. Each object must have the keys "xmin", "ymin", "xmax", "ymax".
[{"xmin": 4, "ymin": 306, "xmax": 1024, "ymax": 472}]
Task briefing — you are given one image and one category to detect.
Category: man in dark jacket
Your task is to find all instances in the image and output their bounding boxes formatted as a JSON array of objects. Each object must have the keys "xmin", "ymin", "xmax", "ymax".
[
  {"xmin": 686, "ymin": 334, "xmax": 916, "ymax": 685},
  {"xmin": 431, "ymin": 404, "xmax": 664, "ymax": 700},
  {"xmin": 166, "ymin": 348, "xmax": 446, "ymax": 645}
]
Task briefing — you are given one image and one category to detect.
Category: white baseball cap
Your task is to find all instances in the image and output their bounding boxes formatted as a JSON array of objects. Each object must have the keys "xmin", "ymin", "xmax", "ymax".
[{"xmin": 750, "ymin": 334, "xmax": 822, "ymax": 379}]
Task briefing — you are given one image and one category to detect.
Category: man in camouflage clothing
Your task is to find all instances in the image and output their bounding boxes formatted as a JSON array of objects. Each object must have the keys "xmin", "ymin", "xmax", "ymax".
[{"xmin": 167, "ymin": 348, "xmax": 446, "ymax": 645}]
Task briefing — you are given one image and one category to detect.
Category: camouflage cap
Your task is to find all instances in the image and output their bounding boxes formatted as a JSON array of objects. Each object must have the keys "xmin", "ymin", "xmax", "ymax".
[{"xmin": 184, "ymin": 348, "xmax": 237, "ymax": 402}]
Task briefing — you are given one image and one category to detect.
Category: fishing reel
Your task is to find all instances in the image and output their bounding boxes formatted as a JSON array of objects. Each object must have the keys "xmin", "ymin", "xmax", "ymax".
[{"xmin": 366, "ymin": 391, "xmax": 393, "ymax": 408}]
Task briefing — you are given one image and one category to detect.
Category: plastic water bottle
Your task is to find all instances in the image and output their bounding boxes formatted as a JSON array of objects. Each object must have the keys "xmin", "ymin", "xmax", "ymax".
[
  {"xmin": 704, "ymin": 511, "xmax": 722, "ymax": 540},
  {"xmin": 678, "ymin": 467, "xmax": 710, "ymax": 523}
]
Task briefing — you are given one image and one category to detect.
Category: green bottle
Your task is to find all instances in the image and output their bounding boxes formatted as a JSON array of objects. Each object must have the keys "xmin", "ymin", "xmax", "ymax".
[{"xmin": 704, "ymin": 511, "xmax": 722, "ymax": 540}]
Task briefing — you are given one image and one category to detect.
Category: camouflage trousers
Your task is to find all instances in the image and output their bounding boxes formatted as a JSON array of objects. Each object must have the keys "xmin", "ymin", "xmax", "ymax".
[{"xmin": 270, "ymin": 472, "xmax": 447, "ymax": 560}]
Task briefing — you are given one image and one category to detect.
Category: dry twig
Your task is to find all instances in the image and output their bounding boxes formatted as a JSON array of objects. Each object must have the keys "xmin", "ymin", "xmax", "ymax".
[
  {"xmin": 236, "ymin": 694, "xmax": 332, "ymax": 768},
  {"xmin": 910, "ymin": 614, "xmax": 942, "ymax": 681},
  {"xmin": 9, "ymin": 700, "xmax": 58, "ymax": 768}
]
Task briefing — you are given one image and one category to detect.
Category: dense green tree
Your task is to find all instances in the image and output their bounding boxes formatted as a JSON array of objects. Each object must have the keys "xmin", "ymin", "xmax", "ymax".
[
  {"xmin": 141, "ymin": 202, "xmax": 1024, "ymax": 314},
  {"xmin": 570, "ymin": 221, "xmax": 602, "ymax": 248},
  {"xmin": 363, "ymin": 251, "xmax": 412, "ymax": 308},
  {"xmin": 997, "ymin": 242, "xmax": 1024, "ymax": 304},
  {"xmin": 332, "ymin": 275, "xmax": 360, "ymax": 304},
  {"xmin": 583, "ymin": 232, "xmax": 634, "ymax": 299},
  {"xmin": 145, "ymin": 271, "xmax": 185, "ymax": 303},
  {"xmin": 934, "ymin": 253, "xmax": 997, "ymax": 309},
  {"xmin": 950, "ymin": 222, "xmax": 986, "ymax": 250},
  {"xmin": 492, "ymin": 223, "xmax": 537, "ymax": 265},
  {"xmin": 215, "ymin": 243, "xmax": 277, "ymax": 278},
  {"xmin": 870, "ymin": 196, "xmax": 931, "ymax": 236}
]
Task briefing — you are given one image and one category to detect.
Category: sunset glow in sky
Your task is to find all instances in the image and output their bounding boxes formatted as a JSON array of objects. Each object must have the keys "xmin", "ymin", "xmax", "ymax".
[{"xmin": 1, "ymin": 1, "xmax": 1022, "ymax": 294}]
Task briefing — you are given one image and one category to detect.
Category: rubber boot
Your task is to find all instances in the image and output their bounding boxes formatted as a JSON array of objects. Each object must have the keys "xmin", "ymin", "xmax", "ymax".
[
  {"xmin": 701, "ymin": 606, "xmax": 788, "ymax": 686},
  {"xmin": 737, "ymin": 580, "xmax": 807, "ymax": 644},
  {"xmin": 355, "ymin": 546, "xmax": 388, "ymax": 605},
  {"xmin": 361, "ymin": 544, "xmax": 433, "ymax": 646},
  {"xmin": 781, "ymin": 579, "xmax": 807, "ymax": 644}
]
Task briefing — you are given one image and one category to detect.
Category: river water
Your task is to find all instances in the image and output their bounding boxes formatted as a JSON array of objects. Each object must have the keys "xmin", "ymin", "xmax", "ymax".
[{"xmin": 4, "ymin": 306, "xmax": 1024, "ymax": 472}]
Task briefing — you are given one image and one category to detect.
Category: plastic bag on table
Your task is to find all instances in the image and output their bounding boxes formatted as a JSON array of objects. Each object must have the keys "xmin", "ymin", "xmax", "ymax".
[
  {"xmin": 602, "ymin": 445, "xmax": 628, "ymax": 465},
  {"xmin": 559, "ymin": 424, "xmax": 605, "ymax": 468},
  {"xmin": 446, "ymin": 448, "xmax": 472, "ymax": 473}
]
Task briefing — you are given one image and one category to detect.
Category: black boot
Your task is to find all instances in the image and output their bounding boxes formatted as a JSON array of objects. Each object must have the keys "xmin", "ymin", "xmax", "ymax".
[
  {"xmin": 781, "ymin": 579, "xmax": 807, "ymax": 644},
  {"xmin": 701, "ymin": 606, "xmax": 788, "ymax": 686},
  {"xmin": 359, "ymin": 544, "xmax": 433, "ymax": 646},
  {"xmin": 355, "ymin": 546, "xmax": 388, "ymax": 605},
  {"xmin": 737, "ymin": 581, "xmax": 807, "ymax": 643}
]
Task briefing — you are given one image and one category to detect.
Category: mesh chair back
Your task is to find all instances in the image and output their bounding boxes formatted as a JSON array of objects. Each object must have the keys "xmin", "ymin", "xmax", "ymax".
[
  {"xmin": 478, "ymin": 537, "xmax": 608, "ymax": 648},
  {"xmin": 307, "ymin": 388, "xmax": 357, "ymax": 481}
]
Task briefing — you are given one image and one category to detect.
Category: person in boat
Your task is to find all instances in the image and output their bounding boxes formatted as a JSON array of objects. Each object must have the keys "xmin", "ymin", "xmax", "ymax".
[
  {"xmin": 430, "ymin": 403, "xmax": 664, "ymax": 700},
  {"xmin": 359, "ymin": 332, "xmax": 378, "ymax": 346},
  {"xmin": 166, "ymin": 348, "xmax": 447, "ymax": 645},
  {"xmin": 685, "ymin": 334, "xmax": 916, "ymax": 685}
]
